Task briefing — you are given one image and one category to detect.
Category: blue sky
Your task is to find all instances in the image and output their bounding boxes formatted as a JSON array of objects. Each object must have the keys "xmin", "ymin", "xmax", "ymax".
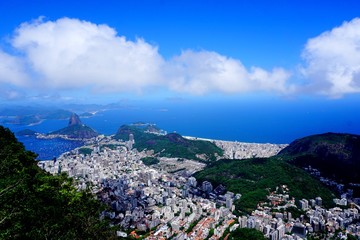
[{"xmin": 1, "ymin": 0, "xmax": 360, "ymax": 104}]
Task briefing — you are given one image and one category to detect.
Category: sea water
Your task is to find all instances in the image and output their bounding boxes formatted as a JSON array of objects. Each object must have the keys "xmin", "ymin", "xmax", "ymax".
[{"xmin": 2, "ymin": 97, "xmax": 360, "ymax": 160}]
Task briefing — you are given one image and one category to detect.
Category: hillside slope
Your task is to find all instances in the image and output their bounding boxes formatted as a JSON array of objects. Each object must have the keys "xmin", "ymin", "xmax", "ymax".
[
  {"xmin": 115, "ymin": 124, "xmax": 223, "ymax": 161},
  {"xmin": 0, "ymin": 126, "xmax": 114, "ymax": 239},
  {"xmin": 278, "ymin": 132, "xmax": 360, "ymax": 183},
  {"xmin": 194, "ymin": 157, "xmax": 335, "ymax": 214}
]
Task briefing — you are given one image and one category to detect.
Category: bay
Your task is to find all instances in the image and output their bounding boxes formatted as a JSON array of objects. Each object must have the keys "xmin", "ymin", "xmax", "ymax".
[{"xmin": 2, "ymin": 97, "xmax": 360, "ymax": 160}]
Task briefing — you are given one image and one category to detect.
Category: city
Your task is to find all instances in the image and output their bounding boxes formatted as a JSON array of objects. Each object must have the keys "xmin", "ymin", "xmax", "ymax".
[{"xmin": 39, "ymin": 134, "xmax": 360, "ymax": 239}]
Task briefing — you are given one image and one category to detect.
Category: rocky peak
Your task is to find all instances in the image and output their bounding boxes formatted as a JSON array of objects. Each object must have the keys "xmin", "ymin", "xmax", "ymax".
[{"xmin": 68, "ymin": 113, "xmax": 82, "ymax": 126}]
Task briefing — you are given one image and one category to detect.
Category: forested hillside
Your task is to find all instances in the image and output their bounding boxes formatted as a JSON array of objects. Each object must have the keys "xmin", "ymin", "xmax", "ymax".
[{"xmin": 0, "ymin": 126, "xmax": 115, "ymax": 239}]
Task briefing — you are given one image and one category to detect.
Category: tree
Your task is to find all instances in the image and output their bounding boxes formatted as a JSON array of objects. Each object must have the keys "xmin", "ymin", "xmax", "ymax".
[
  {"xmin": 228, "ymin": 228, "xmax": 266, "ymax": 240},
  {"xmin": 0, "ymin": 126, "xmax": 116, "ymax": 239}
]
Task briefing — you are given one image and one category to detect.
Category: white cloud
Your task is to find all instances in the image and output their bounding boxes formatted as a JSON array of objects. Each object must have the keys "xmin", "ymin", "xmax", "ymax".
[
  {"xmin": 3, "ymin": 17, "xmax": 293, "ymax": 97},
  {"xmin": 166, "ymin": 50, "xmax": 292, "ymax": 95},
  {"xmin": 301, "ymin": 18, "xmax": 360, "ymax": 97},
  {"xmin": 4, "ymin": 17, "xmax": 360, "ymax": 99},
  {"xmin": 12, "ymin": 17, "xmax": 165, "ymax": 93},
  {"xmin": 0, "ymin": 50, "xmax": 28, "ymax": 86}
]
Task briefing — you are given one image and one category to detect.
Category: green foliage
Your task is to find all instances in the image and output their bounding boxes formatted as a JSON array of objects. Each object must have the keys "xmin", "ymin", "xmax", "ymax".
[
  {"xmin": 186, "ymin": 218, "xmax": 201, "ymax": 233},
  {"xmin": 78, "ymin": 147, "xmax": 93, "ymax": 155},
  {"xmin": 284, "ymin": 206, "xmax": 304, "ymax": 219},
  {"xmin": 347, "ymin": 233, "xmax": 357, "ymax": 240},
  {"xmin": 205, "ymin": 228, "xmax": 214, "ymax": 240},
  {"xmin": 278, "ymin": 132, "xmax": 360, "ymax": 184},
  {"xmin": 100, "ymin": 144, "xmax": 119, "ymax": 150},
  {"xmin": 115, "ymin": 125, "xmax": 223, "ymax": 161},
  {"xmin": 194, "ymin": 157, "xmax": 335, "ymax": 214},
  {"xmin": 16, "ymin": 129, "xmax": 38, "ymax": 136},
  {"xmin": 227, "ymin": 228, "xmax": 266, "ymax": 240},
  {"xmin": 141, "ymin": 157, "xmax": 160, "ymax": 166},
  {"xmin": 51, "ymin": 124, "xmax": 98, "ymax": 139},
  {"xmin": 0, "ymin": 126, "xmax": 115, "ymax": 239}
]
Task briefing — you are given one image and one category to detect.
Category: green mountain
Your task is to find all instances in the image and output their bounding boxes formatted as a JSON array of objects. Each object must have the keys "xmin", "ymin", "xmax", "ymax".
[
  {"xmin": 0, "ymin": 126, "xmax": 115, "ymax": 239},
  {"xmin": 195, "ymin": 132, "xmax": 360, "ymax": 214},
  {"xmin": 278, "ymin": 132, "xmax": 360, "ymax": 183},
  {"xmin": 50, "ymin": 113, "xmax": 98, "ymax": 139},
  {"xmin": 194, "ymin": 157, "xmax": 335, "ymax": 214},
  {"xmin": 115, "ymin": 124, "xmax": 223, "ymax": 161},
  {"xmin": 16, "ymin": 129, "xmax": 38, "ymax": 136}
]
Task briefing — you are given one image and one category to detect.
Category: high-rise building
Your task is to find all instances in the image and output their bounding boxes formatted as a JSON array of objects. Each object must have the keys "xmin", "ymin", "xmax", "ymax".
[
  {"xmin": 299, "ymin": 199, "xmax": 309, "ymax": 210},
  {"xmin": 128, "ymin": 133, "xmax": 135, "ymax": 149},
  {"xmin": 269, "ymin": 230, "xmax": 278, "ymax": 240},
  {"xmin": 226, "ymin": 197, "xmax": 233, "ymax": 209},
  {"xmin": 129, "ymin": 133, "xmax": 134, "ymax": 143},
  {"xmin": 202, "ymin": 181, "xmax": 213, "ymax": 193},
  {"xmin": 277, "ymin": 224, "xmax": 285, "ymax": 239},
  {"xmin": 315, "ymin": 197, "xmax": 322, "ymax": 206},
  {"xmin": 188, "ymin": 177, "xmax": 197, "ymax": 187},
  {"xmin": 292, "ymin": 222, "xmax": 306, "ymax": 237}
]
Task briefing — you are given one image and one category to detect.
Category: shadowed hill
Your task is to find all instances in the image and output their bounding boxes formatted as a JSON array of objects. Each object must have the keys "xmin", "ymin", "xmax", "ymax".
[
  {"xmin": 278, "ymin": 132, "xmax": 360, "ymax": 183},
  {"xmin": 195, "ymin": 132, "xmax": 360, "ymax": 214}
]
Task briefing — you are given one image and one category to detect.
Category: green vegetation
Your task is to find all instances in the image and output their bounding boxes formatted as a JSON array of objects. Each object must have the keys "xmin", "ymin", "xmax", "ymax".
[
  {"xmin": 78, "ymin": 147, "xmax": 93, "ymax": 155},
  {"xmin": 278, "ymin": 132, "xmax": 360, "ymax": 183},
  {"xmin": 277, "ymin": 206, "xmax": 305, "ymax": 219},
  {"xmin": 0, "ymin": 126, "xmax": 115, "ymax": 239},
  {"xmin": 51, "ymin": 124, "xmax": 98, "ymax": 139},
  {"xmin": 141, "ymin": 157, "xmax": 160, "ymax": 166},
  {"xmin": 100, "ymin": 144, "xmax": 120, "ymax": 150},
  {"xmin": 186, "ymin": 218, "xmax": 201, "ymax": 233},
  {"xmin": 115, "ymin": 125, "xmax": 223, "ymax": 161},
  {"xmin": 16, "ymin": 129, "xmax": 38, "ymax": 136},
  {"xmin": 347, "ymin": 234, "xmax": 357, "ymax": 240},
  {"xmin": 194, "ymin": 157, "xmax": 335, "ymax": 214},
  {"xmin": 79, "ymin": 112, "xmax": 94, "ymax": 117},
  {"xmin": 205, "ymin": 228, "xmax": 214, "ymax": 239},
  {"xmin": 227, "ymin": 228, "xmax": 267, "ymax": 240}
]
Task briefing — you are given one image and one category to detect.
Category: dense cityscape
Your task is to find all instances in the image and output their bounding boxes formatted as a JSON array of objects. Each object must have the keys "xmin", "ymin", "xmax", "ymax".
[{"xmin": 40, "ymin": 134, "xmax": 360, "ymax": 239}]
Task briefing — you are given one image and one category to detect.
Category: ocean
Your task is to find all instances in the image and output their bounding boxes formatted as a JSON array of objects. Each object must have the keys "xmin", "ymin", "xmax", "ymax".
[{"xmin": 3, "ymin": 97, "xmax": 360, "ymax": 160}]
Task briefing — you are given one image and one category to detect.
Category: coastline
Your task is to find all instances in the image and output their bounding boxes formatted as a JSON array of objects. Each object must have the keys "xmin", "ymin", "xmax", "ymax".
[
  {"xmin": 183, "ymin": 135, "xmax": 288, "ymax": 159},
  {"xmin": 183, "ymin": 135, "xmax": 289, "ymax": 145}
]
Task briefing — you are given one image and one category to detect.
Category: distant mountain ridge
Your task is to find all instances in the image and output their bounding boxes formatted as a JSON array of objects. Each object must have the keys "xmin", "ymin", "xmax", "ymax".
[
  {"xmin": 0, "ymin": 108, "xmax": 73, "ymax": 125},
  {"xmin": 50, "ymin": 113, "xmax": 98, "ymax": 139},
  {"xmin": 278, "ymin": 132, "xmax": 360, "ymax": 183}
]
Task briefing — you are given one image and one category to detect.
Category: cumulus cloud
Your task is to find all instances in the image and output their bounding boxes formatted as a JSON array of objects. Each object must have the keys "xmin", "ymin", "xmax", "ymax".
[
  {"xmin": 301, "ymin": 18, "xmax": 360, "ymax": 97},
  {"xmin": 0, "ymin": 50, "xmax": 28, "ymax": 86},
  {"xmin": 12, "ymin": 17, "xmax": 164, "ymax": 93},
  {"xmin": 0, "ymin": 17, "xmax": 293, "ymax": 97},
  {"xmin": 166, "ymin": 50, "xmax": 292, "ymax": 95},
  {"xmin": 4, "ymin": 17, "xmax": 360, "ymax": 99}
]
